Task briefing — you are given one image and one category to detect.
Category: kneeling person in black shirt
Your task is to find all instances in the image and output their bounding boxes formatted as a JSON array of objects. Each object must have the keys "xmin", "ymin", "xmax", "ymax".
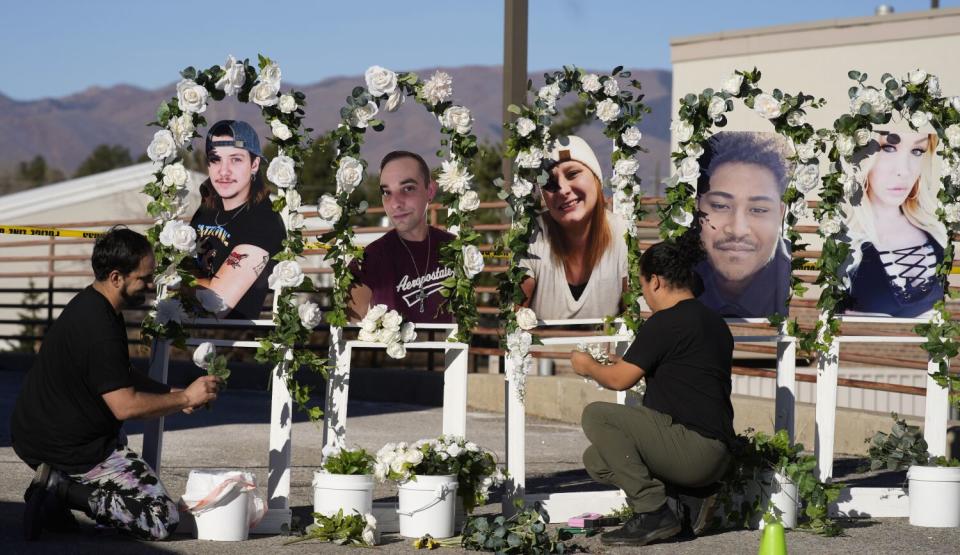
[{"xmin": 572, "ymin": 235, "xmax": 734, "ymax": 547}]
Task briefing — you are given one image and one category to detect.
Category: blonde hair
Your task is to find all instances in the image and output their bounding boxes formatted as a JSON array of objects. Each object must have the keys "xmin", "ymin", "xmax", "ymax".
[
  {"xmin": 541, "ymin": 172, "xmax": 612, "ymax": 278},
  {"xmin": 846, "ymin": 133, "xmax": 945, "ymax": 250}
]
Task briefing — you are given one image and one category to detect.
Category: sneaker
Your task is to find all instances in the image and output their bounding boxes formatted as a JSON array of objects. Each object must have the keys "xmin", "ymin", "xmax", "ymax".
[
  {"xmin": 676, "ymin": 483, "xmax": 721, "ymax": 537},
  {"xmin": 23, "ymin": 463, "xmax": 60, "ymax": 540},
  {"xmin": 600, "ymin": 503, "xmax": 681, "ymax": 546}
]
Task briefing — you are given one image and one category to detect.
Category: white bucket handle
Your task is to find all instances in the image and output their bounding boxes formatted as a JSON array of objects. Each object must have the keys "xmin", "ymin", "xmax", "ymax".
[{"xmin": 397, "ymin": 483, "xmax": 455, "ymax": 517}]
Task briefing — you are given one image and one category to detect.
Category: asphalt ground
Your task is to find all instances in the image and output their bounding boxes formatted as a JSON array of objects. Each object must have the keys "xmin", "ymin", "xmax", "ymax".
[{"xmin": 2, "ymin": 369, "xmax": 959, "ymax": 554}]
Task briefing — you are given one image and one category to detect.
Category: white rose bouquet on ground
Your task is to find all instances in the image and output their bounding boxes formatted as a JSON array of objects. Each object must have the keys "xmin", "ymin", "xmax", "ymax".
[
  {"xmin": 357, "ymin": 304, "xmax": 416, "ymax": 359},
  {"xmin": 292, "ymin": 509, "xmax": 378, "ymax": 547}
]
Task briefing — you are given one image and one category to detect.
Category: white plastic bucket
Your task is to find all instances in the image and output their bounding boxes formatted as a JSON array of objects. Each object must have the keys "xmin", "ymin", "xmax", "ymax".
[
  {"xmin": 746, "ymin": 470, "xmax": 798, "ymax": 530},
  {"xmin": 313, "ymin": 472, "xmax": 375, "ymax": 518},
  {"xmin": 180, "ymin": 470, "xmax": 264, "ymax": 541},
  {"xmin": 397, "ymin": 474, "xmax": 459, "ymax": 538},
  {"xmin": 908, "ymin": 465, "xmax": 960, "ymax": 527}
]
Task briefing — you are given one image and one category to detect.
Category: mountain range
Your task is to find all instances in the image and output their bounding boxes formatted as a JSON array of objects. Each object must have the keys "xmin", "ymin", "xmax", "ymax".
[{"xmin": 0, "ymin": 66, "xmax": 672, "ymax": 191}]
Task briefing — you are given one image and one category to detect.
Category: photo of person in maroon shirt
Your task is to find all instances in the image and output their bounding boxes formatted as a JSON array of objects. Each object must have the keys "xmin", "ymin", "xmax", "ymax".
[{"xmin": 347, "ymin": 151, "xmax": 455, "ymax": 324}]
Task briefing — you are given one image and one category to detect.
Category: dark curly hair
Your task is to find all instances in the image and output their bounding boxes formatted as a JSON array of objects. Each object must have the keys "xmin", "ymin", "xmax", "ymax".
[
  {"xmin": 696, "ymin": 131, "xmax": 793, "ymax": 197},
  {"xmin": 640, "ymin": 229, "xmax": 706, "ymax": 295}
]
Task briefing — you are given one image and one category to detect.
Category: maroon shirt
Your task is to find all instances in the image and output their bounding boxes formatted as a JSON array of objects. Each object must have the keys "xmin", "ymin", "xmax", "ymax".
[{"xmin": 351, "ymin": 227, "xmax": 455, "ymax": 324}]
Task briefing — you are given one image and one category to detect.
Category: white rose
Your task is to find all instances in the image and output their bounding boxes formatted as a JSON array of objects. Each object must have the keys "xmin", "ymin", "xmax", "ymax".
[
  {"xmin": 156, "ymin": 270, "xmax": 181, "ymax": 291},
  {"xmin": 538, "ymin": 82, "xmax": 561, "ymax": 102},
  {"xmin": 270, "ymin": 119, "xmax": 292, "ymax": 141},
  {"xmin": 422, "ymin": 71, "xmax": 453, "ymax": 105},
  {"xmin": 196, "ymin": 288, "xmax": 228, "ymax": 314},
  {"xmin": 317, "ymin": 194, "xmax": 343, "ymax": 222},
  {"xmin": 386, "ymin": 342, "xmax": 406, "ymax": 359},
  {"xmin": 155, "ymin": 298, "xmax": 186, "ymax": 325},
  {"xmin": 851, "ymin": 88, "xmax": 891, "ymax": 115},
  {"xmin": 753, "ymin": 93, "xmax": 782, "ymax": 119},
  {"xmin": 789, "ymin": 201, "xmax": 810, "ymax": 220},
  {"xmin": 382, "ymin": 310, "xmax": 402, "ymax": 332},
  {"xmin": 373, "ymin": 462, "xmax": 387, "ymax": 482},
  {"xmin": 437, "ymin": 159, "xmax": 472, "ymax": 194},
  {"xmin": 367, "ymin": 304, "xmax": 388, "ymax": 321},
  {"xmin": 362, "ymin": 527, "xmax": 376, "ymax": 546},
  {"xmin": 927, "ymin": 76, "xmax": 941, "ymax": 97},
  {"xmin": 794, "ymin": 163, "xmax": 820, "ymax": 193},
  {"xmin": 350, "ymin": 101, "xmax": 379, "ymax": 129},
  {"xmin": 284, "ymin": 189, "xmax": 301, "ymax": 211},
  {"xmin": 161, "ymin": 163, "xmax": 189, "ymax": 188},
  {"xmin": 286, "ymin": 211, "xmax": 305, "ymax": 230},
  {"xmin": 441, "ymin": 105, "xmax": 473, "ymax": 134},
  {"xmin": 385, "ymin": 88, "xmax": 404, "ymax": 112},
  {"xmin": 459, "ymin": 190, "xmax": 480, "ymax": 212},
  {"xmin": 671, "ymin": 209, "xmax": 694, "ymax": 227},
  {"xmin": 168, "ymin": 114, "xmax": 195, "ymax": 146},
  {"xmin": 278, "ymin": 94, "xmax": 297, "ymax": 114},
  {"xmin": 684, "ymin": 143, "xmax": 704, "ymax": 158},
  {"xmin": 580, "ymin": 73, "xmax": 601, "ymax": 93},
  {"xmin": 855, "ymin": 129, "xmax": 872, "ymax": 146},
  {"xmin": 676, "ymin": 156, "xmax": 700, "ymax": 184},
  {"xmin": 389, "ymin": 457, "xmax": 406, "ymax": 474},
  {"xmin": 147, "ymin": 130, "xmax": 177, "ymax": 163},
  {"xmin": 404, "ymin": 449, "xmax": 424, "ymax": 465},
  {"xmin": 908, "ymin": 69, "xmax": 928, "ymax": 86},
  {"xmin": 260, "ymin": 63, "xmax": 282, "ymax": 85},
  {"xmin": 267, "ymin": 154, "xmax": 297, "ymax": 189},
  {"xmin": 336, "ymin": 156, "xmax": 364, "ymax": 194},
  {"xmin": 364, "ymin": 65, "xmax": 398, "ymax": 97},
  {"xmin": 268, "ymin": 260, "xmax": 305, "ymax": 290},
  {"xmin": 158, "ymin": 220, "xmax": 196, "ymax": 253},
  {"xmin": 707, "ymin": 96, "xmax": 726, "ymax": 120},
  {"xmin": 945, "ymin": 124, "xmax": 960, "ymax": 149},
  {"xmin": 836, "ymin": 134, "xmax": 856, "ymax": 157},
  {"xmin": 463, "ymin": 245, "xmax": 485, "ymax": 278},
  {"xmin": 446, "ymin": 444, "xmax": 462, "ymax": 458},
  {"xmin": 821, "ymin": 216, "xmax": 843, "ymax": 236},
  {"xmin": 358, "ymin": 329, "xmax": 378, "ymax": 342},
  {"xmin": 401, "ymin": 322, "xmax": 416, "ymax": 342},
  {"xmin": 951, "ymin": 96, "xmax": 960, "ymax": 112},
  {"xmin": 465, "ymin": 442, "xmax": 479, "ymax": 452},
  {"xmin": 511, "ymin": 177, "xmax": 534, "ymax": 197},
  {"xmin": 595, "ymin": 98, "xmax": 621, "ymax": 123},
  {"xmin": 603, "ymin": 78, "xmax": 619, "ymax": 97},
  {"xmin": 614, "ymin": 157, "xmax": 639, "ymax": 177},
  {"xmin": 621, "ymin": 126, "xmax": 642, "ymax": 147},
  {"xmin": 176, "ymin": 79, "xmax": 208, "ymax": 114},
  {"xmin": 516, "ymin": 147, "xmax": 543, "ymax": 169},
  {"xmin": 943, "ymin": 202, "xmax": 960, "ymax": 224},
  {"xmin": 249, "ymin": 80, "xmax": 280, "ymax": 107},
  {"xmin": 786, "ymin": 110, "xmax": 806, "ymax": 127},
  {"xmin": 721, "ymin": 73, "xmax": 744, "ymax": 96},
  {"xmin": 215, "ymin": 55, "xmax": 246, "ymax": 96},
  {"xmin": 515, "ymin": 307, "xmax": 538, "ymax": 330},
  {"xmin": 673, "ymin": 120, "xmax": 694, "ymax": 143},
  {"xmin": 515, "ymin": 117, "xmax": 536, "ymax": 137},
  {"xmin": 192, "ymin": 342, "xmax": 216, "ymax": 369},
  {"xmin": 910, "ymin": 110, "xmax": 930, "ymax": 129},
  {"xmin": 795, "ymin": 139, "xmax": 817, "ymax": 161},
  {"xmin": 298, "ymin": 301, "xmax": 322, "ymax": 329}
]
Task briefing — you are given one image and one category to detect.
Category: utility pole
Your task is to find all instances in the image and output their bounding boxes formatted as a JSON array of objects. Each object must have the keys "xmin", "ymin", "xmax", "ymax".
[{"xmin": 502, "ymin": 0, "xmax": 528, "ymax": 184}]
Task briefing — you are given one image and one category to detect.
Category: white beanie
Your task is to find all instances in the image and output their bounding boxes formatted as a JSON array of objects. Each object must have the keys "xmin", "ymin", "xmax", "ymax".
[{"xmin": 546, "ymin": 135, "xmax": 603, "ymax": 183}]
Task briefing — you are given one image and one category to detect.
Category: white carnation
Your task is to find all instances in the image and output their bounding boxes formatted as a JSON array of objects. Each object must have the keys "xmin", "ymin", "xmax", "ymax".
[
  {"xmin": 298, "ymin": 301, "xmax": 322, "ymax": 329},
  {"xmin": 350, "ymin": 101, "xmax": 379, "ymax": 129},
  {"xmin": 795, "ymin": 140, "xmax": 816, "ymax": 161},
  {"xmin": 278, "ymin": 94, "xmax": 297, "ymax": 114},
  {"xmin": 673, "ymin": 120, "xmax": 694, "ymax": 143},
  {"xmin": 422, "ymin": 71, "xmax": 453, "ymax": 105},
  {"xmin": 515, "ymin": 117, "xmax": 536, "ymax": 137},
  {"xmin": 155, "ymin": 298, "xmax": 186, "ymax": 325},
  {"xmin": 721, "ymin": 73, "xmax": 744, "ymax": 96},
  {"xmin": 441, "ymin": 105, "xmax": 473, "ymax": 134},
  {"xmin": 176, "ymin": 79, "xmax": 208, "ymax": 114},
  {"xmin": 267, "ymin": 154, "xmax": 297, "ymax": 188},
  {"xmin": 437, "ymin": 159, "xmax": 472, "ymax": 194},
  {"xmin": 753, "ymin": 93, "xmax": 782, "ymax": 119},
  {"xmin": 851, "ymin": 88, "xmax": 891, "ymax": 115},
  {"xmin": 614, "ymin": 157, "xmax": 639, "ymax": 177},
  {"xmin": 595, "ymin": 98, "xmax": 621, "ymax": 123},
  {"xmin": 506, "ymin": 329, "xmax": 532, "ymax": 353},
  {"xmin": 364, "ymin": 65, "xmax": 398, "ymax": 97},
  {"xmin": 516, "ymin": 148, "xmax": 543, "ymax": 169},
  {"xmin": 271, "ymin": 119, "xmax": 292, "ymax": 141},
  {"xmin": 511, "ymin": 177, "xmax": 534, "ymax": 197},
  {"xmin": 515, "ymin": 307, "xmax": 538, "ymax": 330},
  {"xmin": 603, "ymin": 78, "xmax": 619, "ymax": 97},
  {"xmin": 161, "ymin": 163, "xmax": 189, "ymax": 188},
  {"xmin": 158, "ymin": 220, "xmax": 196, "ymax": 253},
  {"xmin": 793, "ymin": 163, "xmax": 820, "ymax": 193},
  {"xmin": 463, "ymin": 245, "xmax": 485, "ymax": 278},
  {"xmin": 147, "ymin": 130, "xmax": 177, "ymax": 163},
  {"xmin": 268, "ymin": 260, "xmax": 305, "ymax": 290},
  {"xmin": 215, "ymin": 55, "xmax": 246, "ymax": 96},
  {"xmin": 317, "ymin": 194, "xmax": 343, "ymax": 222},
  {"xmin": 336, "ymin": 156, "xmax": 364, "ymax": 194},
  {"xmin": 945, "ymin": 124, "xmax": 960, "ymax": 149},
  {"xmin": 459, "ymin": 189, "xmax": 480, "ymax": 212},
  {"xmin": 621, "ymin": 126, "xmax": 642, "ymax": 147},
  {"xmin": 168, "ymin": 114, "xmax": 195, "ymax": 147},
  {"xmin": 580, "ymin": 73, "xmax": 601, "ymax": 93},
  {"xmin": 192, "ymin": 342, "xmax": 216, "ymax": 370},
  {"xmin": 944, "ymin": 202, "xmax": 960, "ymax": 224}
]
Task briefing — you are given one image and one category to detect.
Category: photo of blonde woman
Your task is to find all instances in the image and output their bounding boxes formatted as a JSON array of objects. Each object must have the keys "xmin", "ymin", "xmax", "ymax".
[{"xmin": 842, "ymin": 131, "xmax": 946, "ymax": 317}]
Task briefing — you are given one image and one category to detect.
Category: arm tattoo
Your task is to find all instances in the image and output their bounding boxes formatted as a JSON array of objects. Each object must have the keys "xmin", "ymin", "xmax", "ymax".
[
  {"xmin": 225, "ymin": 251, "xmax": 249, "ymax": 269},
  {"xmin": 253, "ymin": 255, "xmax": 268, "ymax": 274}
]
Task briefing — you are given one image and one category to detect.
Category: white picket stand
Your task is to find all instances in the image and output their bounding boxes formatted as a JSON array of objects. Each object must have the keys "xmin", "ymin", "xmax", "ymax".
[{"xmin": 142, "ymin": 317, "xmax": 294, "ymax": 534}]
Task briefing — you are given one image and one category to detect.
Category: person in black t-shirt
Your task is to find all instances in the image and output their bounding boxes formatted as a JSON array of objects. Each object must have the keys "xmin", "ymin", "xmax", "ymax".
[
  {"xmin": 348, "ymin": 151, "xmax": 454, "ymax": 324},
  {"xmin": 11, "ymin": 228, "xmax": 221, "ymax": 541},
  {"xmin": 571, "ymin": 233, "xmax": 734, "ymax": 547},
  {"xmin": 190, "ymin": 120, "xmax": 286, "ymax": 319}
]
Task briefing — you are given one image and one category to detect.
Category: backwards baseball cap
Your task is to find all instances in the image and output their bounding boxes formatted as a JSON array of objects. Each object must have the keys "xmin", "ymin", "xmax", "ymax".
[
  {"xmin": 546, "ymin": 135, "xmax": 603, "ymax": 184},
  {"xmin": 205, "ymin": 120, "xmax": 263, "ymax": 160}
]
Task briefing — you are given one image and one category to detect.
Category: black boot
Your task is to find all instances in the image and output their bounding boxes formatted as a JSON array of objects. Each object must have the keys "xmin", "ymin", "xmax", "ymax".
[
  {"xmin": 600, "ymin": 503, "xmax": 681, "ymax": 546},
  {"xmin": 23, "ymin": 463, "xmax": 59, "ymax": 540},
  {"xmin": 675, "ymin": 483, "xmax": 721, "ymax": 537}
]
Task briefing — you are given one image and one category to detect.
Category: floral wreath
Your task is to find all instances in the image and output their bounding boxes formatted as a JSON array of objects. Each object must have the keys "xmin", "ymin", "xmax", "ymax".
[
  {"xmin": 660, "ymin": 68, "xmax": 825, "ymax": 344},
  {"xmin": 140, "ymin": 54, "xmax": 326, "ymax": 421},
  {"xmin": 498, "ymin": 65, "xmax": 650, "ymax": 402},
  {"xmin": 322, "ymin": 66, "xmax": 482, "ymax": 344},
  {"xmin": 815, "ymin": 69, "xmax": 960, "ymax": 408}
]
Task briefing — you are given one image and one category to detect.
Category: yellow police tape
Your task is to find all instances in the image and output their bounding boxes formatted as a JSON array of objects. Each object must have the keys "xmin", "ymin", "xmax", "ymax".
[{"xmin": 0, "ymin": 225, "xmax": 104, "ymax": 239}]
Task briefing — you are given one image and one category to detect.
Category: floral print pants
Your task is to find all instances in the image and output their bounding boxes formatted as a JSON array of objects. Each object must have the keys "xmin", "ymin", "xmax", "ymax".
[{"xmin": 69, "ymin": 446, "xmax": 179, "ymax": 540}]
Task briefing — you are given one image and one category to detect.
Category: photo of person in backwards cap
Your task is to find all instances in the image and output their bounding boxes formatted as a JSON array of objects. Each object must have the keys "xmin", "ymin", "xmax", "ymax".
[
  {"xmin": 190, "ymin": 120, "xmax": 286, "ymax": 319},
  {"xmin": 519, "ymin": 135, "xmax": 629, "ymax": 319},
  {"xmin": 695, "ymin": 131, "xmax": 793, "ymax": 318},
  {"xmin": 572, "ymin": 231, "xmax": 734, "ymax": 547},
  {"xmin": 347, "ymin": 150, "xmax": 456, "ymax": 323}
]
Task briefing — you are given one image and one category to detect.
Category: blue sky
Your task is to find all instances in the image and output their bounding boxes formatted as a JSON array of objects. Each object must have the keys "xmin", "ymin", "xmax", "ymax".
[{"xmin": 1, "ymin": 0, "xmax": 955, "ymax": 100}]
